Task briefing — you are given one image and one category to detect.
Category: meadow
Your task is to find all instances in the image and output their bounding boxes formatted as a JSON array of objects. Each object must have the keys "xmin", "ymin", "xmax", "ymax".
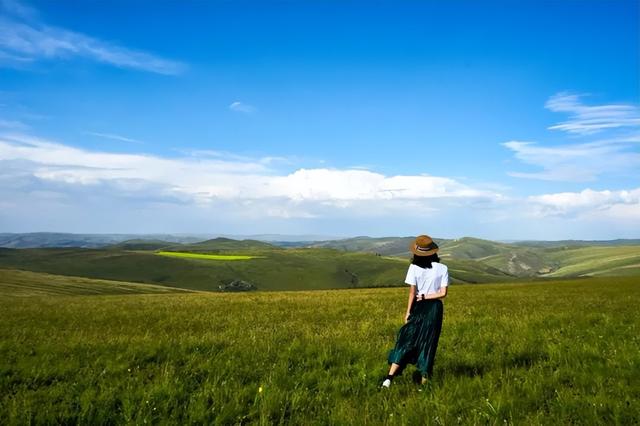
[{"xmin": 1, "ymin": 275, "xmax": 638, "ymax": 424}]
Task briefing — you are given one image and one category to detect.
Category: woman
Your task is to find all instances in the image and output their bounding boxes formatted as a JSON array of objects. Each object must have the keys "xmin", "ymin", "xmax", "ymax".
[{"xmin": 382, "ymin": 234, "xmax": 448, "ymax": 388}]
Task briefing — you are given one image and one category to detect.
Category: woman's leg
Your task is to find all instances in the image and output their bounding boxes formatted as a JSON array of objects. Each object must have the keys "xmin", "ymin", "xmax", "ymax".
[
  {"xmin": 384, "ymin": 312, "xmax": 419, "ymax": 387},
  {"xmin": 381, "ymin": 363, "xmax": 401, "ymax": 387},
  {"xmin": 418, "ymin": 300, "xmax": 444, "ymax": 381},
  {"xmin": 387, "ymin": 363, "xmax": 401, "ymax": 376}
]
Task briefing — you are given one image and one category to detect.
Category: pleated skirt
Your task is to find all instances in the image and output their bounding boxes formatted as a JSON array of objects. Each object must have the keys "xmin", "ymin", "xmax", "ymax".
[{"xmin": 387, "ymin": 298, "xmax": 443, "ymax": 377}]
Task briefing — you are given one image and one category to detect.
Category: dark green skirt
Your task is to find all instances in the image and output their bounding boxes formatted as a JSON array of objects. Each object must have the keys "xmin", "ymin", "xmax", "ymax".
[{"xmin": 387, "ymin": 299, "xmax": 443, "ymax": 377}]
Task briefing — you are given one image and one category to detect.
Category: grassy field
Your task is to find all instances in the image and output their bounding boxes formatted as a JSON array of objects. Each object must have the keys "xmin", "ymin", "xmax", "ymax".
[
  {"xmin": 0, "ymin": 269, "xmax": 195, "ymax": 297},
  {"xmin": 542, "ymin": 246, "xmax": 640, "ymax": 277},
  {"xmin": 1, "ymin": 276, "xmax": 638, "ymax": 424}
]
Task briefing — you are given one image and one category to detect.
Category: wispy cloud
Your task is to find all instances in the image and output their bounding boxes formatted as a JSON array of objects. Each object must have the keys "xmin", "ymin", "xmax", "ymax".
[
  {"xmin": 179, "ymin": 148, "xmax": 290, "ymax": 166},
  {"xmin": 0, "ymin": 0, "xmax": 37, "ymax": 20},
  {"xmin": 0, "ymin": 118, "xmax": 27, "ymax": 129},
  {"xmin": 0, "ymin": 1, "xmax": 186, "ymax": 74},
  {"xmin": 503, "ymin": 136, "xmax": 640, "ymax": 181},
  {"xmin": 504, "ymin": 92, "xmax": 640, "ymax": 182},
  {"xmin": 85, "ymin": 131, "xmax": 144, "ymax": 144},
  {"xmin": 229, "ymin": 101, "xmax": 256, "ymax": 114},
  {"xmin": 546, "ymin": 92, "xmax": 640, "ymax": 135}
]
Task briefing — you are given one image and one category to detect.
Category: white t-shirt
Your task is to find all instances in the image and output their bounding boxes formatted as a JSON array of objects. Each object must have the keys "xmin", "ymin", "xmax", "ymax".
[{"xmin": 405, "ymin": 262, "xmax": 449, "ymax": 296}]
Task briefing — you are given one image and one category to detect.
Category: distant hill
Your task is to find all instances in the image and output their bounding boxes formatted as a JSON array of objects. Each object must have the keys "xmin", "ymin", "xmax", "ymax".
[
  {"xmin": 439, "ymin": 237, "xmax": 513, "ymax": 259},
  {"xmin": 0, "ymin": 232, "xmax": 126, "ymax": 248},
  {"xmin": 441, "ymin": 258, "xmax": 516, "ymax": 283},
  {"xmin": 173, "ymin": 237, "xmax": 280, "ymax": 252},
  {"xmin": 0, "ymin": 233, "xmax": 206, "ymax": 249},
  {"xmin": 0, "ymin": 232, "xmax": 344, "ymax": 249},
  {"xmin": 541, "ymin": 245, "xmax": 640, "ymax": 277},
  {"xmin": 0, "ymin": 247, "xmax": 413, "ymax": 292},
  {"xmin": 0, "ymin": 234, "xmax": 638, "ymax": 292},
  {"xmin": 512, "ymin": 239, "xmax": 640, "ymax": 248},
  {"xmin": 307, "ymin": 236, "xmax": 452, "ymax": 257},
  {"xmin": 107, "ymin": 239, "xmax": 176, "ymax": 251},
  {"xmin": 306, "ymin": 236, "xmax": 640, "ymax": 279}
]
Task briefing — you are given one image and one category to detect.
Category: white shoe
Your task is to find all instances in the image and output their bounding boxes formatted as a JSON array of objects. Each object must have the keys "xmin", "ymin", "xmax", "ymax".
[{"xmin": 381, "ymin": 379, "xmax": 391, "ymax": 388}]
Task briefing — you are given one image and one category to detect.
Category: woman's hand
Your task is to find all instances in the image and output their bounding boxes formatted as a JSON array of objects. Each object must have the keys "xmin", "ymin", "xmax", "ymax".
[{"xmin": 404, "ymin": 285, "xmax": 416, "ymax": 324}]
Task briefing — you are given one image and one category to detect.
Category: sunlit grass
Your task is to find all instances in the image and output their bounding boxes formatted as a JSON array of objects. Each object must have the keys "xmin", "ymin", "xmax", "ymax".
[
  {"xmin": 156, "ymin": 251, "xmax": 264, "ymax": 261},
  {"xmin": 1, "ymin": 276, "xmax": 638, "ymax": 424}
]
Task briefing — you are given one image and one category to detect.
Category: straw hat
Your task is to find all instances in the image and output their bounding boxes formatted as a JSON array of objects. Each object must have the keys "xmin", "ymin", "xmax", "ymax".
[{"xmin": 410, "ymin": 235, "xmax": 439, "ymax": 256}]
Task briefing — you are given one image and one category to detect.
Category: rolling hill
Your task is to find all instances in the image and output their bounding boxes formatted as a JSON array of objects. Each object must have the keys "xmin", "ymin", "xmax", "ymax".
[
  {"xmin": 305, "ymin": 236, "xmax": 640, "ymax": 280},
  {"xmin": 541, "ymin": 245, "xmax": 640, "ymax": 277},
  {"xmin": 174, "ymin": 237, "xmax": 280, "ymax": 252},
  {"xmin": 307, "ymin": 236, "xmax": 450, "ymax": 257},
  {"xmin": 439, "ymin": 237, "xmax": 514, "ymax": 259},
  {"xmin": 0, "ymin": 268, "xmax": 194, "ymax": 297},
  {"xmin": 0, "ymin": 232, "xmax": 206, "ymax": 249},
  {"xmin": 0, "ymin": 235, "xmax": 637, "ymax": 293},
  {"xmin": 107, "ymin": 239, "xmax": 177, "ymax": 251},
  {"xmin": 0, "ymin": 247, "xmax": 414, "ymax": 292}
]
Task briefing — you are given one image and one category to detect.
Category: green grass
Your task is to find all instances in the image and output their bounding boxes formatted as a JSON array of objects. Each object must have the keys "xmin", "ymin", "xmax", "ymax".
[
  {"xmin": 1, "ymin": 276, "xmax": 638, "ymax": 424},
  {"xmin": 0, "ymin": 268, "xmax": 194, "ymax": 297},
  {"xmin": 156, "ymin": 251, "xmax": 264, "ymax": 261},
  {"xmin": 542, "ymin": 246, "xmax": 640, "ymax": 277}
]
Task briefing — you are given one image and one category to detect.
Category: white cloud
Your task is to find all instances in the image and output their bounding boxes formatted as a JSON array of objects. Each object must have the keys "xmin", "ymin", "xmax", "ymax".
[
  {"xmin": 229, "ymin": 101, "xmax": 256, "ymax": 114},
  {"xmin": 0, "ymin": 132, "xmax": 500, "ymax": 220},
  {"xmin": 545, "ymin": 92, "xmax": 640, "ymax": 135},
  {"xmin": 1, "ymin": 131, "xmax": 636, "ymax": 238},
  {"xmin": 85, "ymin": 131, "xmax": 144, "ymax": 144},
  {"xmin": 527, "ymin": 187, "xmax": 640, "ymax": 219},
  {"xmin": 0, "ymin": 2, "xmax": 185, "ymax": 74}
]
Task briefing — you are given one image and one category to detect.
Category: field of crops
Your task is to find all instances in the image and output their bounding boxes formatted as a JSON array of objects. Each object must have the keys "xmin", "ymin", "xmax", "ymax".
[
  {"xmin": 156, "ymin": 251, "xmax": 263, "ymax": 261},
  {"xmin": 1, "ymin": 276, "xmax": 638, "ymax": 424}
]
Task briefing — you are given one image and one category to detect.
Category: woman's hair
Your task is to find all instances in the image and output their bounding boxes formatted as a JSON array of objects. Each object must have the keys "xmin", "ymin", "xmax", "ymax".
[{"xmin": 411, "ymin": 253, "xmax": 440, "ymax": 269}]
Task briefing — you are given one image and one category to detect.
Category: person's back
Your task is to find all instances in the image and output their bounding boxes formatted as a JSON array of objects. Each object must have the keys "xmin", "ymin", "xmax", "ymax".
[{"xmin": 405, "ymin": 262, "xmax": 449, "ymax": 297}]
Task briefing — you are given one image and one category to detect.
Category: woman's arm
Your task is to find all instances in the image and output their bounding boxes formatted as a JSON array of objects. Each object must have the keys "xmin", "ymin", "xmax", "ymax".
[
  {"xmin": 404, "ymin": 285, "xmax": 416, "ymax": 323},
  {"xmin": 422, "ymin": 286, "xmax": 448, "ymax": 300}
]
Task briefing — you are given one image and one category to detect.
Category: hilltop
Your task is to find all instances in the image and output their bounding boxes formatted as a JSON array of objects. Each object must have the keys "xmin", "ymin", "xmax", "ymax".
[{"xmin": 176, "ymin": 237, "xmax": 280, "ymax": 252}]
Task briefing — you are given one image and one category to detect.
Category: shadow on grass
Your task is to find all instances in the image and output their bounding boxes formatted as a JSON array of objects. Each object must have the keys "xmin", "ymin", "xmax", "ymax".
[
  {"xmin": 444, "ymin": 361, "xmax": 489, "ymax": 378},
  {"xmin": 443, "ymin": 350, "xmax": 549, "ymax": 378}
]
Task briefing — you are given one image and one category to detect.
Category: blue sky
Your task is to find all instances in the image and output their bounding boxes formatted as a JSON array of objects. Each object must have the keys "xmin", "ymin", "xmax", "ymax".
[{"xmin": 0, "ymin": 0, "xmax": 638, "ymax": 239}]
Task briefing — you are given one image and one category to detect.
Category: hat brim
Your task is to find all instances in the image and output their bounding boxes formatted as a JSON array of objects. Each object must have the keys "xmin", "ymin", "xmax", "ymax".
[{"xmin": 410, "ymin": 243, "xmax": 439, "ymax": 257}]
